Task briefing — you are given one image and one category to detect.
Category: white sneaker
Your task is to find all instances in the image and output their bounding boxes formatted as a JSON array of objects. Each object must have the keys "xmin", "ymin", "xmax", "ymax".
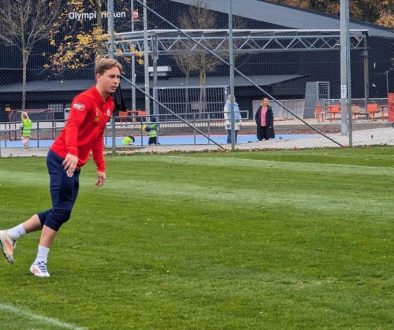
[
  {"xmin": 0, "ymin": 230, "xmax": 16, "ymax": 264},
  {"xmin": 30, "ymin": 261, "xmax": 50, "ymax": 277}
]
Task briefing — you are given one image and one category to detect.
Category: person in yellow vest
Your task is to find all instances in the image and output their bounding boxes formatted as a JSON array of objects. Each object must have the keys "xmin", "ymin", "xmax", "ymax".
[
  {"xmin": 121, "ymin": 135, "xmax": 135, "ymax": 145},
  {"xmin": 145, "ymin": 116, "xmax": 158, "ymax": 145},
  {"xmin": 20, "ymin": 112, "xmax": 32, "ymax": 149}
]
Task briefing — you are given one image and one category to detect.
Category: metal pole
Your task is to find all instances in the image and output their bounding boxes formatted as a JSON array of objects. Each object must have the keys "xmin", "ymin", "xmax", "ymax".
[
  {"xmin": 228, "ymin": 0, "xmax": 235, "ymax": 150},
  {"xmin": 363, "ymin": 38, "xmax": 369, "ymax": 112},
  {"xmin": 340, "ymin": 0, "xmax": 352, "ymax": 145},
  {"xmin": 131, "ymin": 0, "xmax": 136, "ymax": 110},
  {"xmin": 143, "ymin": 0, "xmax": 150, "ymax": 115},
  {"xmin": 152, "ymin": 34, "xmax": 159, "ymax": 116},
  {"xmin": 386, "ymin": 70, "xmax": 389, "ymax": 96},
  {"xmin": 107, "ymin": 0, "xmax": 116, "ymax": 154},
  {"xmin": 152, "ymin": 34, "xmax": 159, "ymax": 141}
]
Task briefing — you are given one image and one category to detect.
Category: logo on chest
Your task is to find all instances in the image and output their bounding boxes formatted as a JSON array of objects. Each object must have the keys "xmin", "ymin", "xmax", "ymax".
[
  {"xmin": 73, "ymin": 102, "xmax": 85, "ymax": 111},
  {"xmin": 95, "ymin": 109, "xmax": 100, "ymax": 123}
]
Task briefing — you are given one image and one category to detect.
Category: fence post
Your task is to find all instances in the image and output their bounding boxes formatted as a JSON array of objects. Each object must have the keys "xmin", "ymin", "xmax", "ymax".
[
  {"xmin": 193, "ymin": 114, "xmax": 196, "ymax": 145},
  {"xmin": 207, "ymin": 113, "xmax": 211, "ymax": 144},
  {"xmin": 52, "ymin": 119, "xmax": 56, "ymax": 140},
  {"xmin": 140, "ymin": 122, "xmax": 144, "ymax": 146},
  {"xmin": 37, "ymin": 121, "xmax": 40, "ymax": 148}
]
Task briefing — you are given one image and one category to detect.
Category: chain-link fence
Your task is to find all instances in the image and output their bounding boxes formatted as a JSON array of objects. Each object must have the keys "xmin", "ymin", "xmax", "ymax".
[{"xmin": 0, "ymin": 0, "xmax": 393, "ymax": 157}]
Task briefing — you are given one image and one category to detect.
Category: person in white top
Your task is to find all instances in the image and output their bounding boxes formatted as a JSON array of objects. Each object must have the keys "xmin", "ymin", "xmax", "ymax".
[{"xmin": 223, "ymin": 95, "xmax": 242, "ymax": 144}]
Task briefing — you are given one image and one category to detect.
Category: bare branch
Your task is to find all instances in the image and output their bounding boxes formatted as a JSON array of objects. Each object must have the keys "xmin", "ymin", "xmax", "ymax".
[{"xmin": 0, "ymin": 0, "xmax": 64, "ymax": 109}]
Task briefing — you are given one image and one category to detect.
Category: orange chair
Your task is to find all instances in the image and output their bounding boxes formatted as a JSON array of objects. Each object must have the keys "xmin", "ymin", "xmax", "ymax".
[
  {"xmin": 128, "ymin": 110, "xmax": 147, "ymax": 123},
  {"xmin": 137, "ymin": 110, "xmax": 147, "ymax": 122},
  {"xmin": 379, "ymin": 105, "xmax": 387, "ymax": 120},
  {"xmin": 314, "ymin": 105, "xmax": 325, "ymax": 122},
  {"xmin": 367, "ymin": 103, "xmax": 378, "ymax": 121},
  {"xmin": 127, "ymin": 109, "xmax": 139, "ymax": 122},
  {"xmin": 327, "ymin": 105, "xmax": 340, "ymax": 120},
  {"xmin": 351, "ymin": 105, "xmax": 360, "ymax": 120},
  {"xmin": 119, "ymin": 111, "xmax": 128, "ymax": 126}
]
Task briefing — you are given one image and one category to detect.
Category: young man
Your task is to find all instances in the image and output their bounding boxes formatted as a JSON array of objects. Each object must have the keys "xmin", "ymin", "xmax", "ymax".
[{"xmin": 0, "ymin": 58, "xmax": 122, "ymax": 277}]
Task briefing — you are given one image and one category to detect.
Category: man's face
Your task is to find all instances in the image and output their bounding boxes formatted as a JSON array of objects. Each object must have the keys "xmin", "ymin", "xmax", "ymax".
[{"xmin": 96, "ymin": 67, "xmax": 121, "ymax": 95}]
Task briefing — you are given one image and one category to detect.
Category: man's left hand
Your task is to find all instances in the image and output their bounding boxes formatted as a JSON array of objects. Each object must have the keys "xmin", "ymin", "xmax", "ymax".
[{"xmin": 96, "ymin": 171, "xmax": 106, "ymax": 187}]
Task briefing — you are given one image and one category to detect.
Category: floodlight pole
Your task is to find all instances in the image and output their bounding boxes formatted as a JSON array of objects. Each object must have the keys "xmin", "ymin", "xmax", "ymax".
[
  {"xmin": 143, "ymin": 0, "xmax": 150, "ymax": 116},
  {"xmin": 340, "ymin": 0, "xmax": 352, "ymax": 145},
  {"xmin": 228, "ymin": 0, "xmax": 235, "ymax": 150},
  {"xmin": 152, "ymin": 34, "xmax": 159, "ymax": 116},
  {"xmin": 131, "ymin": 0, "xmax": 136, "ymax": 110},
  {"xmin": 107, "ymin": 0, "xmax": 116, "ymax": 154}
]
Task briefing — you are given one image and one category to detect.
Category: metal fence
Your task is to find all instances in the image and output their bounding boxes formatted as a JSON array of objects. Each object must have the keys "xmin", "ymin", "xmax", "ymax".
[
  {"xmin": 0, "ymin": 0, "xmax": 393, "ymax": 157},
  {"xmin": 1, "ymin": 101, "xmax": 393, "ymax": 158}
]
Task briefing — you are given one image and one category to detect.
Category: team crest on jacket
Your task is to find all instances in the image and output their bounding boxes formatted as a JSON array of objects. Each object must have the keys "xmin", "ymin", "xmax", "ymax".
[
  {"xmin": 106, "ymin": 109, "xmax": 111, "ymax": 116},
  {"xmin": 73, "ymin": 102, "xmax": 85, "ymax": 111}
]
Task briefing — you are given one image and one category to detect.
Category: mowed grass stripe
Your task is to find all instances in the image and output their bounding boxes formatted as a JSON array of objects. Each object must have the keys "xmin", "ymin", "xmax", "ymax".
[
  {"xmin": 0, "ymin": 169, "xmax": 390, "ymax": 214},
  {"xmin": 1, "ymin": 156, "xmax": 393, "ymax": 219},
  {"xmin": 142, "ymin": 155, "xmax": 394, "ymax": 176},
  {"xmin": 104, "ymin": 178, "xmax": 390, "ymax": 217}
]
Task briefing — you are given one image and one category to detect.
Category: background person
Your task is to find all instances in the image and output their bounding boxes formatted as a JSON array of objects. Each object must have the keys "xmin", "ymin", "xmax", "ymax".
[
  {"xmin": 0, "ymin": 57, "xmax": 122, "ymax": 277},
  {"xmin": 223, "ymin": 95, "xmax": 242, "ymax": 144},
  {"xmin": 255, "ymin": 97, "xmax": 275, "ymax": 141},
  {"xmin": 145, "ymin": 116, "xmax": 158, "ymax": 145},
  {"xmin": 122, "ymin": 135, "xmax": 135, "ymax": 145},
  {"xmin": 20, "ymin": 112, "xmax": 32, "ymax": 149}
]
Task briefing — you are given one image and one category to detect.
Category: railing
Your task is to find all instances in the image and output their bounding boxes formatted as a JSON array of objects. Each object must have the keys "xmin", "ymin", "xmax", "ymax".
[
  {"xmin": 0, "ymin": 120, "xmax": 63, "ymax": 147},
  {"xmin": 323, "ymin": 98, "xmax": 389, "ymax": 121},
  {"xmin": 1, "ymin": 111, "xmax": 251, "ymax": 148},
  {"xmin": 108, "ymin": 110, "xmax": 250, "ymax": 147}
]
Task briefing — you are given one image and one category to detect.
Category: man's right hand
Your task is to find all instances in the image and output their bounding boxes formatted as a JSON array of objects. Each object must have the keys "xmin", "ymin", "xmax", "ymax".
[{"xmin": 62, "ymin": 153, "xmax": 78, "ymax": 177}]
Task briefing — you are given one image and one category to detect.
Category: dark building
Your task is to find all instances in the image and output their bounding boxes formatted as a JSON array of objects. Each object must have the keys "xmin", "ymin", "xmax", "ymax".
[{"xmin": 0, "ymin": 0, "xmax": 393, "ymax": 121}]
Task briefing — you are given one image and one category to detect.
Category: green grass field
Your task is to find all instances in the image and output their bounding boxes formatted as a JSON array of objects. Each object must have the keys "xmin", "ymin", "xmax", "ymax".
[{"xmin": 0, "ymin": 147, "xmax": 393, "ymax": 329}]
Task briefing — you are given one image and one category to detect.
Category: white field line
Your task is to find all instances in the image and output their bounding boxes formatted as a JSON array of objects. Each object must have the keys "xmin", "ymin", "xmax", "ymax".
[{"xmin": 0, "ymin": 303, "xmax": 87, "ymax": 330}]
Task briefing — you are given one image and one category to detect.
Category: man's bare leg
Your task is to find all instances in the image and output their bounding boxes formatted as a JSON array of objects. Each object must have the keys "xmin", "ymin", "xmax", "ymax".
[
  {"xmin": 38, "ymin": 225, "xmax": 57, "ymax": 248},
  {"xmin": 22, "ymin": 214, "xmax": 43, "ymax": 233},
  {"xmin": 30, "ymin": 225, "xmax": 57, "ymax": 277},
  {"xmin": 1, "ymin": 214, "xmax": 42, "ymax": 264}
]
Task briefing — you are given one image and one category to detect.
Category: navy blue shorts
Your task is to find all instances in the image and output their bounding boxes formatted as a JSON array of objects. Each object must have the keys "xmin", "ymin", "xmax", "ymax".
[{"xmin": 37, "ymin": 150, "xmax": 80, "ymax": 231}]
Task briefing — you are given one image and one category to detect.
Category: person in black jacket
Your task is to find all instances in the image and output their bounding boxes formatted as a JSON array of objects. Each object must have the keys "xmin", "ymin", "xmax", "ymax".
[
  {"xmin": 255, "ymin": 97, "xmax": 275, "ymax": 141},
  {"xmin": 113, "ymin": 84, "xmax": 126, "ymax": 113}
]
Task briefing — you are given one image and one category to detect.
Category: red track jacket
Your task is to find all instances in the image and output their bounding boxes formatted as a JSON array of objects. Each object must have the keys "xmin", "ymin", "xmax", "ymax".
[{"xmin": 51, "ymin": 87, "xmax": 114, "ymax": 172}]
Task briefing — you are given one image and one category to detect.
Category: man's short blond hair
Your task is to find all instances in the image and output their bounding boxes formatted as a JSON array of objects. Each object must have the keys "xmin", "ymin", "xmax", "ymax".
[{"xmin": 94, "ymin": 57, "xmax": 122, "ymax": 76}]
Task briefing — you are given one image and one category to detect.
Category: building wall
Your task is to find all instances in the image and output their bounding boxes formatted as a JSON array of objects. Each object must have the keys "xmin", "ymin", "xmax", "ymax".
[{"xmin": 0, "ymin": 1, "xmax": 392, "ymax": 118}]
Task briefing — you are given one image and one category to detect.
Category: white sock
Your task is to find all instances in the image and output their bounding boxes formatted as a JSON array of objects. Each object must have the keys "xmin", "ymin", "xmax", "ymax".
[
  {"xmin": 7, "ymin": 224, "xmax": 26, "ymax": 240},
  {"xmin": 34, "ymin": 245, "xmax": 49, "ymax": 264}
]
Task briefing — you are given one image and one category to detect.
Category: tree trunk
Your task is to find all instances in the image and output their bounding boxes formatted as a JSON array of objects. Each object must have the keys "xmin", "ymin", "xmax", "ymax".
[
  {"xmin": 199, "ymin": 69, "xmax": 207, "ymax": 118},
  {"xmin": 95, "ymin": 0, "xmax": 103, "ymax": 31},
  {"xmin": 185, "ymin": 72, "xmax": 190, "ymax": 117},
  {"xmin": 22, "ymin": 48, "xmax": 28, "ymax": 111}
]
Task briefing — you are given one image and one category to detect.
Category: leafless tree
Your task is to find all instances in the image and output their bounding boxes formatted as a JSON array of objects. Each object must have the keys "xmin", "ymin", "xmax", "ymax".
[
  {"xmin": 175, "ymin": 1, "xmax": 245, "ymax": 116},
  {"xmin": 177, "ymin": 1, "xmax": 223, "ymax": 116},
  {"xmin": 0, "ymin": 0, "xmax": 64, "ymax": 110},
  {"xmin": 174, "ymin": 41, "xmax": 197, "ymax": 114}
]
